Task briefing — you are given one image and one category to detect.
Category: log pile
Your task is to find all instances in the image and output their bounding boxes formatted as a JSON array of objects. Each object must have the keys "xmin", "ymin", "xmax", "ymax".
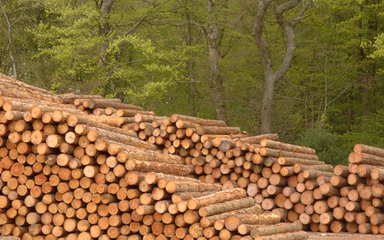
[
  {"xmin": 127, "ymin": 113, "xmax": 333, "ymax": 225},
  {"xmin": 324, "ymin": 144, "xmax": 384, "ymax": 234},
  {"xmin": 127, "ymin": 111, "xmax": 384, "ymax": 235},
  {"xmin": 0, "ymin": 75, "xmax": 309, "ymax": 239}
]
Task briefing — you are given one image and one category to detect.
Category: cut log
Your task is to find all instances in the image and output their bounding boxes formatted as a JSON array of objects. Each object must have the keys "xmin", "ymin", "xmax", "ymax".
[
  {"xmin": 251, "ymin": 222, "xmax": 302, "ymax": 237},
  {"xmin": 198, "ymin": 197, "xmax": 255, "ymax": 217}
]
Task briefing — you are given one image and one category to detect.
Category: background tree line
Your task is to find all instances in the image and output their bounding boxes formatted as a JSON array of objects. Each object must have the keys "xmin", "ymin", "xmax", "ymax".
[{"xmin": 1, "ymin": 0, "xmax": 384, "ymax": 165}]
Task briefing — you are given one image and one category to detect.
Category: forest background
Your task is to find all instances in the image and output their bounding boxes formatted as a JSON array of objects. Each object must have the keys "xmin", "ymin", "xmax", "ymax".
[{"xmin": 1, "ymin": 0, "xmax": 384, "ymax": 165}]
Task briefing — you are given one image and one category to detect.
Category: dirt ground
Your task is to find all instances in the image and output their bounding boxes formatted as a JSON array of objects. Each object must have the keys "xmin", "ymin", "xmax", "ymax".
[{"xmin": 308, "ymin": 232, "xmax": 384, "ymax": 239}]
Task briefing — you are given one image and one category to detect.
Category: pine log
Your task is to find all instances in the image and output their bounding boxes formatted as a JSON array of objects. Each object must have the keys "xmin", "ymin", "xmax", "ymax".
[
  {"xmin": 187, "ymin": 188, "xmax": 246, "ymax": 210},
  {"xmin": 354, "ymin": 144, "xmax": 384, "ymax": 158},
  {"xmin": 260, "ymin": 140, "xmax": 315, "ymax": 155},
  {"xmin": 278, "ymin": 157, "xmax": 324, "ymax": 166},
  {"xmin": 251, "ymin": 222, "xmax": 302, "ymax": 237},
  {"xmin": 199, "ymin": 205, "xmax": 262, "ymax": 228},
  {"xmin": 198, "ymin": 197, "xmax": 255, "ymax": 217},
  {"xmin": 125, "ymin": 159, "xmax": 194, "ymax": 176},
  {"xmin": 260, "ymin": 148, "xmax": 318, "ymax": 160},
  {"xmin": 170, "ymin": 114, "xmax": 226, "ymax": 127}
]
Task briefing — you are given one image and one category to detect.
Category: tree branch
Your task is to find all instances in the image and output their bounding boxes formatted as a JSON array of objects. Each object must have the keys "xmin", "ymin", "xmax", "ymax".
[
  {"xmin": 125, "ymin": 16, "xmax": 146, "ymax": 35},
  {"xmin": 291, "ymin": 0, "xmax": 313, "ymax": 26},
  {"xmin": 275, "ymin": 0, "xmax": 300, "ymax": 16},
  {"xmin": 272, "ymin": 0, "xmax": 302, "ymax": 81}
]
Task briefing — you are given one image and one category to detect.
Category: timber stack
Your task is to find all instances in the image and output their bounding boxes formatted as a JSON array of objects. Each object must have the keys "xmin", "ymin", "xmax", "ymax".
[
  {"xmin": 0, "ymin": 74, "xmax": 309, "ymax": 239},
  {"xmin": 127, "ymin": 112, "xmax": 338, "ymax": 230},
  {"xmin": 326, "ymin": 144, "xmax": 384, "ymax": 234},
  {"xmin": 129, "ymin": 106, "xmax": 384, "ymax": 235}
]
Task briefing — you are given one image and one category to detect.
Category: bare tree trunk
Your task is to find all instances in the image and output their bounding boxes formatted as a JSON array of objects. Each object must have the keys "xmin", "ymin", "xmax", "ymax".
[
  {"xmin": 185, "ymin": 4, "xmax": 197, "ymax": 116},
  {"xmin": 207, "ymin": 0, "xmax": 228, "ymax": 122},
  {"xmin": 261, "ymin": 76, "xmax": 275, "ymax": 133},
  {"xmin": 98, "ymin": 0, "xmax": 114, "ymax": 65},
  {"xmin": 254, "ymin": 0, "xmax": 312, "ymax": 133},
  {"xmin": 2, "ymin": 8, "xmax": 17, "ymax": 78}
]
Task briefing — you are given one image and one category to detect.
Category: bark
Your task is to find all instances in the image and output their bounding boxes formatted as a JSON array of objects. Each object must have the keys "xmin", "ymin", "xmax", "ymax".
[
  {"xmin": 185, "ymin": 3, "xmax": 197, "ymax": 116},
  {"xmin": 98, "ymin": 0, "xmax": 114, "ymax": 65},
  {"xmin": 207, "ymin": 0, "xmax": 228, "ymax": 122},
  {"xmin": 354, "ymin": 144, "xmax": 384, "ymax": 158},
  {"xmin": 187, "ymin": 188, "xmax": 246, "ymax": 210},
  {"xmin": 198, "ymin": 197, "xmax": 255, "ymax": 217},
  {"xmin": 254, "ymin": 0, "xmax": 311, "ymax": 133},
  {"xmin": 260, "ymin": 139, "xmax": 316, "ymax": 154},
  {"xmin": 171, "ymin": 113, "xmax": 226, "ymax": 126},
  {"xmin": 251, "ymin": 222, "xmax": 302, "ymax": 237},
  {"xmin": 2, "ymin": 8, "xmax": 17, "ymax": 78}
]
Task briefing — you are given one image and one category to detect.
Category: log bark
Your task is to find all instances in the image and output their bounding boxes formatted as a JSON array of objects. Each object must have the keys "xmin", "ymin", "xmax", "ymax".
[{"xmin": 251, "ymin": 222, "xmax": 302, "ymax": 237}]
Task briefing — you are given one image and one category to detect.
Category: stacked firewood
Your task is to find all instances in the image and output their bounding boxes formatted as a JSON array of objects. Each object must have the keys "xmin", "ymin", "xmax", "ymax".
[{"xmin": 0, "ymin": 75, "xmax": 309, "ymax": 239}]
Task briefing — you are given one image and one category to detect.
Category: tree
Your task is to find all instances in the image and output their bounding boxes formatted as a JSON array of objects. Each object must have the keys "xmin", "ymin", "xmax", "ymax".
[
  {"xmin": 254, "ymin": 0, "xmax": 312, "ymax": 133},
  {"xmin": 2, "ymin": 3, "xmax": 17, "ymax": 78},
  {"xmin": 31, "ymin": 0, "xmax": 183, "ymax": 105},
  {"xmin": 206, "ymin": 0, "xmax": 228, "ymax": 122}
]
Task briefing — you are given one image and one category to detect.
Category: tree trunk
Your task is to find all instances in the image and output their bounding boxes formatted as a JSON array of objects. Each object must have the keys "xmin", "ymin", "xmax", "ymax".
[
  {"xmin": 207, "ymin": 0, "xmax": 227, "ymax": 122},
  {"xmin": 261, "ymin": 76, "xmax": 275, "ymax": 133},
  {"xmin": 98, "ymin": 0, "xmax": 114, "ymax": 65},
  {"xmin": 185, "ymin": 4, "xmax": 197, "ymax": 117},
  {"xmin": 2, "ymin": 8, "xmax": 17, "ymax": 78},
  {"xmin": 254, "ymin": 0, "xmax": 311, "ymax": 133}
]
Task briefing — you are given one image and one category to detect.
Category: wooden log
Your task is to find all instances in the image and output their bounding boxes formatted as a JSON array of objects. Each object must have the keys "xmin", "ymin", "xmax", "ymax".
[
  {"xmin": 240, "ymin": 134, "xmax": 279, "ymax": 144},
  {"xmin": 278, "ymin": 157, "xmax": 324, "ymax": 166},
  {"xmin": 293, "ymin": 164, "xmax": 333, "ymax": 174},
  {"xmin": 349, "ymin": 152, "xmax": 384, "ymax": 166},
  {"xmin": 260, "ymin": 148, "xmax": 318, "ymax": 160},
  {"xmin": 198, "ymin": 197, "xmax": 255, "ymax": 217},
  {"xmin": 187, "ymin": 188, "xmax": 246, "ymax": 210},
  {"xmin": 116, "ymin": 148, "xmax": 182, "ymax": 165},
  {"xmin": 354, "ymin": 144, "xmax": 384, "ymax": 158},
  {"xmin": 260, "ymin": 139, "xmax": 316, "ymax": 155},
  {"xmin": 79, "ymin": 98, "xmax": 142, "ymax": 110},
  {"xmin": 199, "ymin": 205, "xmax": 262, "ymax": 228},
  {"xmin": 250, "ymin": 222, "xmax": 302, "ymax": 237},
  {"xmin": 371, "ymin": 168, "xmax": 384, "ymax": 181},
  {"xmin": 194, "ymin": 125, "xmax": 241, "ymax": 135},
  {"xmin": 170, "ymin": 114, "xmax": 226, "ymax": 127},
  {"xmin": 165, "ymin": 180, "xmax": 221, "ymax": 193},
  {"xmin": 125, "ymin": 159, "xmax": 194, "ymax": 176}
]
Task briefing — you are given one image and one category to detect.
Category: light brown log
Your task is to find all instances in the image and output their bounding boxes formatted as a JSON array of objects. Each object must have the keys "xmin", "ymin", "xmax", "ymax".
[
  {"xmin": 187, "ymin": 188, "xmax": 246, "ymax": 210},
  {"xmin": 349, "ymin": 152, "xmax": 384, "ymax": 166},
  {"xmin": 260, "ymin": 148, "xmax": 318, "ymax": 160},
  {"xmin": 260, "ymin": 139, "xmax": 316, "ymax": 155},
  {"xmin": 165, "ymin": 180, "xmax": 221, "ymax": 194},
  {"xmin": 354, "ymin": 144, "xmax": 384, "ymax": 158},
  {"xmin": 278, "ymin": 157, "xmax": 324, "ymax": 166},
  {"xmin": 125, "ymin": 159, "xmax": 193, "ymax": 176},
  {"xmin": 250, "ymin": 222, "xmax": 302, "ymax": 237},
  {"xmin": 198, "ymin": 197, "xmax": 255, "ymax": 217},
  {"xmin": 170, "ymin": 114, "xmax": 226, "ymax": 127},
  {"xmin": 199, "ymin": 205, "xmax": 262, "ymax": 228}
]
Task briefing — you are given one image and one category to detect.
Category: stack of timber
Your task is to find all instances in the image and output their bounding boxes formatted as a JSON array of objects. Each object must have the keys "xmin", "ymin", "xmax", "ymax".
[
  {"xmin": 324, "ymin": 144, "xmax": 384, "ymax": 234},
  {"xmin": 0, "ymin": 74, "xmax": 309, "ymax": 239},
  {"xmin": 127, "ymin": 113, "xmax": 332, "ymax": 224}
]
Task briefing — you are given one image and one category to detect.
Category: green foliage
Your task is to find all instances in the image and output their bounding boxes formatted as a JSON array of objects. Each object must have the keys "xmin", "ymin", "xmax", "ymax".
[
  {"xmin": 294, "ymin": 127, "xmax": 350, "ymax": 165},
  {"xmin": 343, "ymin": 109, "xmax": 384, "ymax": 149},
  {"xmin": 30, "ymin": 0, "xmax": 185, "ymax": 105}
]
